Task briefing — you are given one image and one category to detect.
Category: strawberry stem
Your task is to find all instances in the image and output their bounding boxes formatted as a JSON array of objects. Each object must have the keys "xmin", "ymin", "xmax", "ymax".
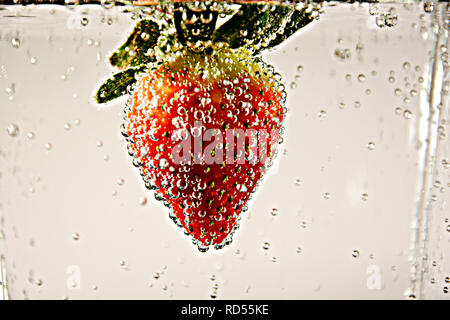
[{"xmin": 173, "ymin": 3, "xmax": 219, "ymax": 46}]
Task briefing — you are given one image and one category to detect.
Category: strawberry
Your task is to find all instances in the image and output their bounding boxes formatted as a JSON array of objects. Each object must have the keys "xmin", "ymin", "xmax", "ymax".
[
  {"xmin": 95, "ymin": 2, "xmax": 317, "ymax": 251},
  {"xmin": 123, "ymin": 47, "xmax": 285, "ymax": 250}
]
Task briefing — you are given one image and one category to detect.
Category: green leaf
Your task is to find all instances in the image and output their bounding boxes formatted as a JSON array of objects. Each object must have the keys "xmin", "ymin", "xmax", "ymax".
[
  {"xmin": 212, "ymin": 4, "xmax": 291, "ymax": 50},
  {"xmin": 109, "ymin": 19, "xmax": 160, "ymax": 70},
  {"xmin": 261, "ymin": 8, "xmax": 314, "ymax": 52},
  {"xmin": 95, "ymin": 67, "xmax": 145, "ymax": 104}
]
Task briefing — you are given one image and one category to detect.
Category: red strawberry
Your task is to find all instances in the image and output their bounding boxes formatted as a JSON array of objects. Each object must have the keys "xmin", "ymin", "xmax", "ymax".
[
  {"xmin": 123, "ymin": 47, "xmax": 285, "ymax": 251},
  {"xmin": 95, "ymin": 3, "xmax": 315, "ymax": 251}
]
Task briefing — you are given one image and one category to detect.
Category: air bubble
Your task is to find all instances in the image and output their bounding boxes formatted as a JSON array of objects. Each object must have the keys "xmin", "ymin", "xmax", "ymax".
[
  {"xmin": 80, "ymin": 17, "xmax": 89, "ymax": 26},
  {"xmin": 7, "ymin": 123, "xmax": 19, "ymax": 137},
  {"xmin": 139, "ymin": 197, "xmax": 147, "ymax": 206},
  {"xmin": 11, "ymin": 37, "xmax": 20, "ymax": 48},
  {"xmin": 442, "ymin": 159, "xmax": 450, "ymax": 169},
  {"xmin": 334, "ymin": 48, "xmax": 351, "ymax": 61},
  {"xmin": 403, "ymin": 110, "xmax": 412, "ymax": 119},
  {"xmin": 318, "ymin": 110, "xmax": 327, "ymax": 119},
  {"xmin": 424, "ymin": 2, "xmax": 434, "ymax": 13}
]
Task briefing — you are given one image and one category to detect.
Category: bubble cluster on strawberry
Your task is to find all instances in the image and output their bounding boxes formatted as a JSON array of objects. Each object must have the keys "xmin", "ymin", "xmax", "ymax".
[{"xmin": 95, "ymin": 2, "xmax": 317, "ymax": 251}]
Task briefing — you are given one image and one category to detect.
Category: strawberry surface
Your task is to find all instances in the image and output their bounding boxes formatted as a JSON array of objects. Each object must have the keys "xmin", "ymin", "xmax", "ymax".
[{"xmin": 123, "ymin": 47, "xmax": 286, "ymax": 251}]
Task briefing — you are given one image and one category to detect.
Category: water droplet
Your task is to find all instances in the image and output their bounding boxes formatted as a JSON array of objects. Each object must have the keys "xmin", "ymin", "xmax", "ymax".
[
  {"xmin": 296, "ymin": 247, "xmax": 302, "ymax": 253},
  {"xmin": 153, "ymin": 272, "xmax": 160, "ymax": 279},
  {"xmin": 45, "ymin": 143, "xmax": 52, "ymax": 150},
  {"xmin": 30, "ymin": 57, "xmax": 37, "ymax": 64},
  {"xmin": 352, "ymin": 250, "xmax": 360, "ymax": 258},
  {"xmin": 270, "ymin": 208, "xmax": 278, "ymax": 216},
  {"xmin": 295, "ymin": 179, "xmax": 302, "ymax": 186},
  {"xmin": 117, "ymin": 178, "xmax": 125, "ymax": 186},
  {"xmin": 367, "ymin": 142, "xmax": 376, "ymax": 150},
  {"xmin": 7, "ymin": 123, "xmax": 19, "ymax": 137},
  {"xmin": 290, "ymin": 82, "xmax": 297, "ymax": 89},
  {"xmin": 262, "ymin": 242, "xmax": 270, "ymax": 250},
  {"xmin": 323, "ymin": 192, "xmax": 330, "ymax": 199},
  {"xmin": 361, "ymin": 193, "xmax": 369, "ymax": 201},
  {"xmin": 72, "ymin": 233, "xmax": 80, "ymax": 240},
  {"xmin": 297, "ymin": 65, "xmax": 304, "ymax": 73},
  {"xmin": 96, "ymin": 140, "xmax": 103, "ymax": 147},
  {"xmin": 103, "ymin": 155, "xmax": 110, "ymax": 161},
  {"xmin": 64, "ymin": 123, "xmax": 71, "ymax": 131},
  {"xmin": 358, "ymin": 74, "xmax": 366, "ymax": 82},
  {"xmin": 403, "ymin": 62, "xmax": 411, "ymax": 70}
]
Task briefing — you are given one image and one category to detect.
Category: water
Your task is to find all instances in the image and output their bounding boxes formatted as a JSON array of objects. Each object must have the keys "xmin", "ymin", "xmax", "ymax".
[{"xmin": 0, "ymin": 1, "xmax": 449, "ymax": 299}]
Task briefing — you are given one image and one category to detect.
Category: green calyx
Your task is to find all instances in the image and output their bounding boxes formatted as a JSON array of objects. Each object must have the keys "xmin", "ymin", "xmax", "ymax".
[{"xmin": 95, "ymin": 3, "xmax": 315, "ymax": 104}]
